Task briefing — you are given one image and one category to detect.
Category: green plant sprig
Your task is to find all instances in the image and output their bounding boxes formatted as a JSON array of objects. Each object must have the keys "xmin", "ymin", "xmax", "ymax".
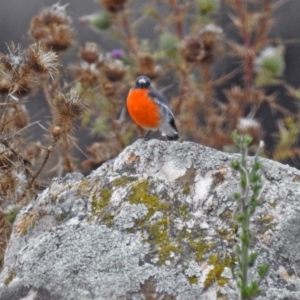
[{"xmin": 231, "ymin": 131, "xmax": 269, "ymax": 300}]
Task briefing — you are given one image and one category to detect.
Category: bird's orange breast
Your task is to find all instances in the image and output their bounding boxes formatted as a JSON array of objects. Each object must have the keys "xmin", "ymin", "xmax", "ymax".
[{"xmin": 127, "ymin": 89, "xmax": 161, "ymax": 130}]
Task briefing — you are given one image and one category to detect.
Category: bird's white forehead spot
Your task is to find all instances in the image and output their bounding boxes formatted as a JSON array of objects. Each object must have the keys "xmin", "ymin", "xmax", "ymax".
[{"xmin": 138, "ymin": 78, "xmax": 147, "ymax": 84}]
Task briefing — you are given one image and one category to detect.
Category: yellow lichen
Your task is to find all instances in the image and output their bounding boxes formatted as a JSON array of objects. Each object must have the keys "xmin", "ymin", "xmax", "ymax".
[
  {"xmin": 91, "ymin": 187, "xmax": 114, "ymax": 227},
  {"xmin": 128, "ymin": 181, "xmax": 181, "ymax": 264},
  {"xmin": 128, "ymin": 181, "xmax": 167, "ymax": 218},
  {"xmin": 91, "ymin": 188, "xmax": 112, "ymax": 216},
  {"xmin": 187, "ymin": 275, "xmax": 198, "ymax": 284},
  {"xmin": 127, "ymin": 180, "xmax": 217, "ymax": 265},
  {"xmin": 189, "ymin": 237, "xmax": 214, "ymax": 262},
  {"xmin": 101, "ymin": 213, "xmax": 114, "ymax": 228},
  {"xmin": 148, "ymin": 217, "xmax": 169, "ymax": 244},
  {"xmin": 78, "ymin": 179, "xmax": 92, "ymax": 191},
  {"xmin": 182, "ymin": 183, "xmax": 191, "ymax": 195},
  {"xmin": 177, "ymin": 204, "xmax": 189, "ymax": 221},
  {"xmin": 113, "ymin": 176, "xmax": 135, "ymax": 187},
  {"xmin": 204, "ymin": 253, "xmax": 236, "ymax": 289},
  {"xmin": 157, "ymin": 244, "xmax": 182, "ymax": 265}
]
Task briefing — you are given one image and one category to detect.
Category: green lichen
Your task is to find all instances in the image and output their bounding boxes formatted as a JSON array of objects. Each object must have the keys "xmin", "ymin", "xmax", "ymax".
[
  {"xmin": 148, "ymin": 217, "xmax": 169, "ymax": 243},
  {"xmin": 113, "ymin": 176, "xmax": 135, "ymax": 187},
  {"xmin": 187, "ymin": 275, "xmax": 198, "ymax": 285},
  {"xmin": 77, "ymin": 180, "xmax": 93, "ymax": 198},
  {"xmin": 182, "ymin": 183, "xmax": 191, "ymax": 195},
  {"xmin": 126, "ymin": 180, "xmax": 217, "ymax": 265},
  {"xmin": 91, "ymin": 187, "xmax": 114, "ymax": 227},
  {"xmin": 128, "ymin": 181, "xmax": 181, "ymax": 264},
  {"xmin": 157, "ymin": 244, "xmax": 182, "ymax": 265},
  {"xmin": 204, "ymin": 253, "xmax": 236, "ymax": 289},
  {"xmin": 4, "ymin": 272, "xmax": 16, "ymax": 286},
  {"xmin": 92, "ymin": 188, "xmax": 112, "ymax": 215},
  {"xmin": 177, "ymin": 204, "xmax": 190, "ymax": 221},
  {"xmin": 128, "ymin": 181, "xmax": 167, "ymax": 218},
  {"xmin": 189, "ymin": 238, "xmax": 214, "ymax": 262},
  {"xmin": 78, "ymin": 179, "xmax": 92, "ymax": 190},
  {"xmin": 101, "ymin": 213, "xmax": 114, "ymax": 228}
]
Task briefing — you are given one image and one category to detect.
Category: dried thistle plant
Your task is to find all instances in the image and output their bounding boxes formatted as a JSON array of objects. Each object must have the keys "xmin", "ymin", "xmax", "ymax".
[
  {"xmin": 28, "ymin": 3, "xmax": 74, "ymax": 52},
  {"xmin": 0, "ymin": 4, "xmax": 85, "ymax": 212}
]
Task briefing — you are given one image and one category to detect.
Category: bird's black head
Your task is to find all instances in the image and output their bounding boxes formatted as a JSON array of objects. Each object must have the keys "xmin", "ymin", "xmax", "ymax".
[{"xmin": 135, "ymin": 76, "xmax": 151, "ymax": 89}]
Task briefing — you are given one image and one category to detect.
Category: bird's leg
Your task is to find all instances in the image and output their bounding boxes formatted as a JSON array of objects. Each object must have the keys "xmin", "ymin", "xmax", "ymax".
[
  {"xmin": 153, "ymin": 130, "xmax": 159, "ymax": 138},
  {"xmin": 143, "ymin": 130, "xmax": 152, "ymax": 140}
]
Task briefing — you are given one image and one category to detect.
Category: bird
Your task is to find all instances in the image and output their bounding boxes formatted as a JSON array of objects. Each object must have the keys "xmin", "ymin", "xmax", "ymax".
[{"xmin": 126, "ymin": 75, "xmax": 179, "ymax": 141}]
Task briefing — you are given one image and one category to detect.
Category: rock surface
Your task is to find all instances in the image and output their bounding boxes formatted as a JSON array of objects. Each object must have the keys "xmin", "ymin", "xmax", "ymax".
[{"xmin": 1, "ymin": 139, "xmax": 300, "ymax": 299}]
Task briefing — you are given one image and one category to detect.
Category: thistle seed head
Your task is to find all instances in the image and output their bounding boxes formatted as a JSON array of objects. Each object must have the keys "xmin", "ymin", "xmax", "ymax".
[
  {"xmin": 53, "ymin": 89, "xmax": 86, "ymax": 121},
  {"xmin": 102, "ymin": 54, "xmax": 126, "ymax": 82},
  {"xmin": 29, "ymin": 4, "xmax": 74, "ymax": 52},
  {"xmin": 26, "ymin": 43, "xmax": 58, "ymax": 79},
  {"xmin": 80, "ymin": 43, "xmax": 100, "ymax": 64},
  {"xmin": 136, "ymin": 54, "xmax": 162, "ymax": 80}
]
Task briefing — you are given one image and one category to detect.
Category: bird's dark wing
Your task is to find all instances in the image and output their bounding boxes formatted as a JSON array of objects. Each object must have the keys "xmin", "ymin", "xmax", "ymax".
[
  {"xmin": 148, "ymin": 88, "xmax": 169, "ymax": 106},
  {"xmin": 149, "ymin": 87, "xmax": 179, "ymax": 141}
]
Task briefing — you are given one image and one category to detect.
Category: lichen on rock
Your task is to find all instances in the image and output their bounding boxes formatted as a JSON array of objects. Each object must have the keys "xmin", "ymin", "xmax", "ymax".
[{"xmin": 1, "ymin": 139, "xmax": 300, "ymax": 299}]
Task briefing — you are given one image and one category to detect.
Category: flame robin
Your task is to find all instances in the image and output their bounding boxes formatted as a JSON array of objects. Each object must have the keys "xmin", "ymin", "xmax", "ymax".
[{"xmin": 126, "ymin": 75, "xmax": 179, "ymax": 141}]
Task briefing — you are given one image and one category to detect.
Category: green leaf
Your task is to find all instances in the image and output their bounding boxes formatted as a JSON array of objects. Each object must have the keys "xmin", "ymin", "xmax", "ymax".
[
  {"xmin": 258, "ymin": 263, "xmax": 269, "ymax": 278},
  {"xmin": 233, "ymin": 192, "xmax": 241, "ymax": 200},
  {"xmin": 244, "ymin": 135, "xmax": 253, "ymax": 147},
  {"xmin": 248, "ymin": 251, "xmax": 258, "ymax": 267},
  {"xmin": 235, "ymin": 214, "xmax": 244, "ymax": 222},
  {"xmin": 231, "ymin": 160, "xmax": 240, "ymax": 170},
  {"xmin": 253, "ymin": 161, "xmax": 262, "ymax": 171},
  {"xmin": 250, "ymin": 173, "xmax": 261, "ymax": 183},
  {"xmin": 249, "ymin": 280, "xmax": 260, "ymax": 296},
  {"xmin": 240, "ymin": 175, "xmax": 247, "ymax": 188},
  {"xmin": 253, "ymin": 184, "xmax": 262, "ymax": 194}
]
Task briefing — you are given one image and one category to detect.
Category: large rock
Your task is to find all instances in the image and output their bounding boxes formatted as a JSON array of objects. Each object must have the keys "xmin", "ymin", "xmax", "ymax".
[{"xmin": 0, "ymin": 139, "xmax": 300, "ymax": 299}]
